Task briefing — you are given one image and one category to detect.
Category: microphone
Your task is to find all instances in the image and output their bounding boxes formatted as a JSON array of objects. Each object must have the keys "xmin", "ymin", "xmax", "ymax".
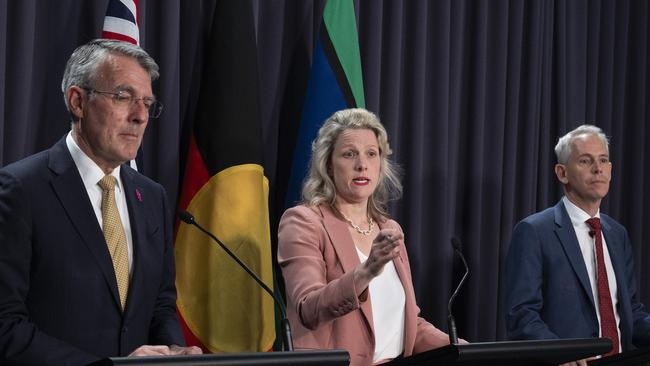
[
  {"xmin": 588, "ymin": 230, "xmax": 595, "ymax": 238},
  {"xmin": 178, "ymin": 210, "xmax": 294, "ymax": 351},
  {"xmin": 447, "ymin": 237, "xmax": 469, "ymax": 345}
]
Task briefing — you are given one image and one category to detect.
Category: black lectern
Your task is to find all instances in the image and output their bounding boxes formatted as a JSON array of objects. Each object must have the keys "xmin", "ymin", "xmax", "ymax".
[
  {"xmin": 386, "ymin": 338, "xmax": 612, "ymax": 366},
  {"xmin": 589, "ymin": 344, "xmax": 650, "ymax": 366},
  {"xmin": 89, "ymin": 349, "xmax": 349, "ymax": 366}
]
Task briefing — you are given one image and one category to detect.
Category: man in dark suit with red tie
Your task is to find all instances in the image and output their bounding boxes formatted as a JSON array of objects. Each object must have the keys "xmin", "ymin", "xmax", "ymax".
[
  {"xmin": 0, "ymin": 39, "xmax": 201, "ymax": 365},
  {"xmin": 505, "ymin": 125, "xmax": 650, "ymax": 364}
]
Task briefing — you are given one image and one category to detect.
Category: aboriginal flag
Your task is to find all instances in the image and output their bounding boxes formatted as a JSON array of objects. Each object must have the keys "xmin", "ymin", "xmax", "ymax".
[{"xmin": 174, "ymin": 0, "xmax": 275, "ymax": 353}]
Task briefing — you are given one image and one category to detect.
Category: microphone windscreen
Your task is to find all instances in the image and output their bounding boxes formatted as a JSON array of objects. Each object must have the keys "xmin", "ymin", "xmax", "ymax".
[
  {"xmin": 178, "ymin": 210, "xmax": 194, "ymax": 224},
  {"xmin": 451, "ymin": 236, "xmax": 462, "ymax": 251}
]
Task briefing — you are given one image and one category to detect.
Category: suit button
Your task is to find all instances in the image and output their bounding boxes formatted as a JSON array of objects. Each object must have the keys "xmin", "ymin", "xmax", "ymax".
[{"xmin": 122, "ymin": 327, "xmax": 128, "ymax": 333}]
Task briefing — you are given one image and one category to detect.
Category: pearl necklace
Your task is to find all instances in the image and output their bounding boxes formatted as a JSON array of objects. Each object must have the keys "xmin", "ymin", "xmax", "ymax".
[{"xmin": 342, "ymin": 214, "xmax": 375, "ymax": 236}]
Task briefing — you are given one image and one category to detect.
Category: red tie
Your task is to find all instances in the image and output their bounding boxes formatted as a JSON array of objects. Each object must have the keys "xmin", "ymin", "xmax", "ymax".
[{"xmin": 586, "ymin": 217, "xmax": 620, "ymax": 356}]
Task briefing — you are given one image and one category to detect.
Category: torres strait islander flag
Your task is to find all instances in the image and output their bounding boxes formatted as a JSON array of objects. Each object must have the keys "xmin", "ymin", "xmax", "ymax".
[
  {"xmin": 174, "ymin": 0, "xmax": 275, "ymax": 353},
  {"xmin": 284, "ymin": 0, "xmax": 366, "ymax": 206}
]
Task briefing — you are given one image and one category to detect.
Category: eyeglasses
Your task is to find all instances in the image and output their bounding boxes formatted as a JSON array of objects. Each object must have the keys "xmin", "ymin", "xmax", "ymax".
[{"xmin": 83, "ymin": 88, "xmax": 163, "ymax": 118}]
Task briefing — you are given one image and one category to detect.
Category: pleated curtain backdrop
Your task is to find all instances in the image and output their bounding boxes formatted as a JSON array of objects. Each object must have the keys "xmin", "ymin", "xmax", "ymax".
[{"xmin": 1, "ymin": 0, "xmax": 649, "ymax": 342}]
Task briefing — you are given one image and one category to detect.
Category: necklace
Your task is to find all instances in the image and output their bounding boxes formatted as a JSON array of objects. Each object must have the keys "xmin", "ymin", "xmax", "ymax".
[{"xmin": 342, "ymin": 214, "xmax": 375, "ymax": 235}]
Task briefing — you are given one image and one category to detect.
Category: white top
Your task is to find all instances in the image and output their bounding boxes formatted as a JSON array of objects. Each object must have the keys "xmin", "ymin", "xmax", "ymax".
[
  {"xmin": 562, "ymin": 196, "xmax": 620, "ymax": 351},
  {"xmin": 66, "ymin": 132, "xmax": 134, "ymax": 275},
  {"xmin": 356, "ymin": 247, "xmax": 406, "ymax": 363}
]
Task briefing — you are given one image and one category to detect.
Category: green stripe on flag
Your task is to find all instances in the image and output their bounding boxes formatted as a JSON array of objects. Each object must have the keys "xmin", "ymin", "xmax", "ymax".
[{"xmin": 323, "ymin": 0, "xmax": 365, "ymax": 108}]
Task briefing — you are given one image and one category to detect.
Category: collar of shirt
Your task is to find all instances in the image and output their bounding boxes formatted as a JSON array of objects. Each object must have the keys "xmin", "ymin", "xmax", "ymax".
[
  {"xmin": 562, "ymin": 196, "xmax": 600, "ymax": 231},
  {"xmin": 561, "ymin": 197, "xmax": 621, "ymax": 349},
  {"xmin": 65, "ymin": 132, "xmax": 123, "ymax": 193},
  {"xmin": 65, "ymin": 131, "xmax": 134, "ymax": 275}
]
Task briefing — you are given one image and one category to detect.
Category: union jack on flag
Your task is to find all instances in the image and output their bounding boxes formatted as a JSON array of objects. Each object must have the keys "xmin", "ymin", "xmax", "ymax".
[
  {"xmin": 102, "ymin": 0, "xmax": 142, "ymax": 171},
  {"xmin": 102, "ymin": 0, "xmax": 140, "ymax": 45}
]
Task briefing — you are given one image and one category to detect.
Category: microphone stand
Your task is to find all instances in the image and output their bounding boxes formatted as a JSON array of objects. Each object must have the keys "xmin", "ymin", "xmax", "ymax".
[
  {"xmin": 178, "ymin": 210, "xmax": 294, "ymax": 351},
  {"xmin": 448, "ymin": 237, "xmax": 469, "ymax": 345}
]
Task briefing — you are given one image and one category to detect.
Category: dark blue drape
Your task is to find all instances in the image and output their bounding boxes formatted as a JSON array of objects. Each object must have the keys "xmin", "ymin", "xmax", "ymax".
[{"xmin": 1, "ymin": 0, "xmax": 649, "ymax": 342}]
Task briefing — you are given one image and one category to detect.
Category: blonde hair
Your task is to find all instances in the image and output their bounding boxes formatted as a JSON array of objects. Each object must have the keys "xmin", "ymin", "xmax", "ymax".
[{"xmin": 302, "ymin": 108, "xmax": 402, "ymax": 219}]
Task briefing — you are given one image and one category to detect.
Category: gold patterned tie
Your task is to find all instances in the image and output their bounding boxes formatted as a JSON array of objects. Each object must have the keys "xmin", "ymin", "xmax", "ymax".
[{"xmin": 98, "ymin": 175, "xmax": 130, "ymax": 310}]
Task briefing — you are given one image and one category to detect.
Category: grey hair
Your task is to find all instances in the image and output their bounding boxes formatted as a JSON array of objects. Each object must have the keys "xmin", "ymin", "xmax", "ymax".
[
  {"xmin": 554, "ymin": 124, "xmax": 610, "ymax": 164},
  {"xmin": 61, "ymin": 39, "xmax": 159, "ymax": 112},
  {"xmin": 302, "ymin": 108, "xmax": 402, "ymax": 219}
]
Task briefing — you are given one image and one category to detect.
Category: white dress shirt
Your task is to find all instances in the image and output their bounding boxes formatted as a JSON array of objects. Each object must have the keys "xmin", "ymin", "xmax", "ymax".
[
  {"xmin": 356, "ymin": 247, "xmax": 406, "ymax": 363},
  {"xmin": 66, "ymin": 132, "xmax": 134, "ymax": 275},
  {"xmin": 563, "ymin": 196, "xmax": 621, "ymax": 351}
]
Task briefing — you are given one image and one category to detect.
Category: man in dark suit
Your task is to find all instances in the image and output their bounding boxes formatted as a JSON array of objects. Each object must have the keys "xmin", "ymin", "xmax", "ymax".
[
  {"xmin": 0, "ymin": 39, "xmax": 201, "ymax": 365},
  {"xmin": 505, "ymin": 125, "xmax": 650, "ymax": 364}
]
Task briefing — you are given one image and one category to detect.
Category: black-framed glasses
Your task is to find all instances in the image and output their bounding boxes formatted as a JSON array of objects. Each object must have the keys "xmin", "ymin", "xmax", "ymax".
[{"xmin": 84, "ymin": 88, "xmax": 163, "ymax": 118}]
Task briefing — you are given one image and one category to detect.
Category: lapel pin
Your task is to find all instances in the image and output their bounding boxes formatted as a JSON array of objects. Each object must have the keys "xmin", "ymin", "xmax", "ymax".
[{"xmin": 135, "ymin": 189, "xmax": 143, "ymax": 202}]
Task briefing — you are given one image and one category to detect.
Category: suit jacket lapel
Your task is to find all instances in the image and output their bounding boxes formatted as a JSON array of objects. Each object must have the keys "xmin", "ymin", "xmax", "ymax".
[
  {"xmin": 120, "ymin": 166, "xmax": 146, "ymax": 316},
  {"xmin": 600, "ymin": 218, "xmax": 621, "ymax": 276},
  {"xmin": 600, "ymin": 218, "xmax": 622, "ymax": 277},
  {"xmin": 319, "ymin": 205, "xmax": 376, "ymax": 338},
  {"xmin": 554, "ymin": 200, "xmax": 596, "ymax": 308},
  {"xmin": 48, "ymin": 137, "xmax": 122, "ymax": 309},
  {"xmin": 600, "ymin": 217, "xmax": 630, "ymax": 344}
]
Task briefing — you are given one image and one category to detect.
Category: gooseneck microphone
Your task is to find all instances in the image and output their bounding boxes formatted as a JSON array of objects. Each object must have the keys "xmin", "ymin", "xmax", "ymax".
[
  {"xmin": 447, "ymin": 236, "xmax": 469, "ymax": 345},
  {"xmin": 178, "ymin": 210, "xmax": 294, "ymax": 351}
]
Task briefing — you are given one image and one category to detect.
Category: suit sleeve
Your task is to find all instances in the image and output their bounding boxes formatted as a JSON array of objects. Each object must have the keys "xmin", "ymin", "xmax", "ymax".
[
  {"xmin": 504, "ymin": 220, "xmax": 559, "ymax": 340},
  {"xmin": 412, "ymin": 310, "xmax": 450, "ymax": 353},
  {"xmin": 277, "ymin": 207, "xmax": 364, "ymax": 331},
  {"xmin": 0, "ymin": 171, "xmax": 99, "ymax": 366},
  {"xmin": 620, "ymin": 228, "xmax": 650, "ymax": 347},
  {"xmin": 147, "ymin": 184, "xmax": 185, "ymax": 346}
]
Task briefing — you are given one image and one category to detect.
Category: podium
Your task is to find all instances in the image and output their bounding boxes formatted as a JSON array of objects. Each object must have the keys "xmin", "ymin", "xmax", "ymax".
[
  {"xmin": 385, "ymin": 338, "xmax": 612, "ymax": 366},
  {"xmin": 589, "ymin": 344, "xmax": 650, "ymax": 366},
  {"xmin": 90, "ymin": 349, "xmax": 350, "ymax": 366}
]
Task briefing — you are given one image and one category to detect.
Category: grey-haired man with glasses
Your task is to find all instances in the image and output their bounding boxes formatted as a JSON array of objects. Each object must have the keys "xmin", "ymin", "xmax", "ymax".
[{"xmin": 0, "ymin": 39, "xmax": 201, "ymax": 365}]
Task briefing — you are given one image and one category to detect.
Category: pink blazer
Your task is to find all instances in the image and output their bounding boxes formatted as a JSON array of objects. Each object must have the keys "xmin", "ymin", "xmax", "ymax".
[{"xmin": 278, "ymin": 204, "xmax": 449, "ymax": 366}]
